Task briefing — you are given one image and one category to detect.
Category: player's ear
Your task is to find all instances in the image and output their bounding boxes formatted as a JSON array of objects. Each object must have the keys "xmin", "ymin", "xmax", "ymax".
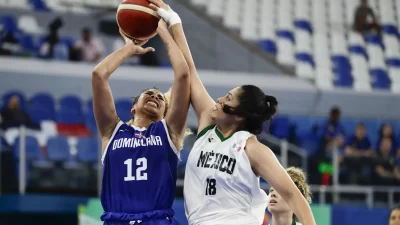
[{"xmin": 131, "ymin": 107, "xmax": 135, "ymax": 115}]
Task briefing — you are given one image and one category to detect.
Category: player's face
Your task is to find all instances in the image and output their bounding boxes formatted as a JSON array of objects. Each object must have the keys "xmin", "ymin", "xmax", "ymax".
[
  {"xmin": 267, "ymin": 188, "xmax": 292, "ymax": 214},
  {"xmin": 211, "ymin": 87, "xmax": 241, "ymax": 122},
  {"xmin": 132, "ymin": 89, "xmax": 166, "ymax": 119},
  {"xmin": 390, "ymin": 209, "xmax": 400, "ymax": 225}
]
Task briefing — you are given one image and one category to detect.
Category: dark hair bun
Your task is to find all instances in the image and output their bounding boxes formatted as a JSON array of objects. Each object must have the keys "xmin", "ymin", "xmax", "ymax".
[{"xmin": 264, "ymin": 95, "xmax": 278, "ymax": 120}]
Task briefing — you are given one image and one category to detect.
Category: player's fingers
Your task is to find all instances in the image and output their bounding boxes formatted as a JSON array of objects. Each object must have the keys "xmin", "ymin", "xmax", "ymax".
[
  {"xmin": 148, "ymin": 0, "xmax": 161, "ymax": 7},
  {"xmin": 142, "ymin": 47, "xmax": 155, "ymax": 53},
  {"xmin": 148, "ymin": 3, "xmax": 159, "ymax": 11}
]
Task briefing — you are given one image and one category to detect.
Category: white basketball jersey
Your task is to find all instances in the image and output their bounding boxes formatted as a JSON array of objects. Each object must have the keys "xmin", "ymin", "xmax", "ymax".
[{"xmin": 184, "ymin": 125, "xmax": 269, "ymax": 225}]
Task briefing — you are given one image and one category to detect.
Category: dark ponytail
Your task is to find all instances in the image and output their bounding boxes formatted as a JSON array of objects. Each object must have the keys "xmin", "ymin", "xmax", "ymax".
[{"xmin": 264, "ymin": 95, "xmax": 278, "ymax": 120}]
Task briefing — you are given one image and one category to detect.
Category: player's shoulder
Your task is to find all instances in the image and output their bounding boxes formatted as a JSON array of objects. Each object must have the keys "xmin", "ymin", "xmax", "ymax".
[{"xmin": 232, "ymin": 130, "xmax": 254, "ymax": 139}]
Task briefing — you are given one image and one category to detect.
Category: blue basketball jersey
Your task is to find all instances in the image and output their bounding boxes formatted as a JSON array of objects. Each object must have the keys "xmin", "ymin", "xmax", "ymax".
[{"xmin": 100, "ymin": 120, "xmax": 179, "ymax": 223}]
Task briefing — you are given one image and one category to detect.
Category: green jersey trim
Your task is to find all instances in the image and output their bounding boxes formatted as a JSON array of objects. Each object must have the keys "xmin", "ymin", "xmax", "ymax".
[
  {"xmin": 215, "ymin": 126, "xmax": 234, "ymax": 142},
  {"xmin": 196, "ymin": 124, "xmax": 216, "ymax": 140}
]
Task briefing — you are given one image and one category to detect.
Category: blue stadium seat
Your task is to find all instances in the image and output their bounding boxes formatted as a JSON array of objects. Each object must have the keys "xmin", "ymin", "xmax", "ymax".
[
  {"xmin": 77, "ymin": 137, "xmax": 99, "ymax": 163},
  {"xmin": 382, "ymin": 25, "xmax": 399, "ymax": 37},
  {"xmin": 289, "ymin": 116, "xmax": 313, "ymax": 138},
  {"xmin": 277, "ymin": 30, "xmax": 294, "ymax": 42},
  {"xmin": 30, "ymin": 0, "xmax": 50, "ymax": 11},
  {"xmin": 386, "ymin": 58, "xmax": 400, "ymax": 67},
  {"xmin": 332, "ymin": 56, "xmax": 352, "ymax": 71},
  {"xmin": 298, "ymin": 132, "xmax": 320, "ymax": 158},
  {"xmin": 56, "ymin": 107, "xmax": 84, "ymax": 124},
  {"xmin": 270, "ymin": 115, "xmax": 290, "ymax": 139},
  {"xmin": 14, "ymin": 135, "xmax": 42, "ymax": 161},
  {"xmin": 295, "ymin": 53, "xmax": 315, "ymax": 67},
  {"xmin": 0, "ymin": 16, "xmax": 18, "ymax": 34},
  {"xmin": 258, "ymin": 39, "xmax": 277, "ymax": 55},
  {"xmin": 28, "ymin": 104, "xmax": 55, "ymax": 123},
  {"xmin": 60, "ymin": 95, "xmax": 82, "ymax": 110},
  {"xmin": 294, "ymin": 20, "xmax": 313, "ymax": 33},
  {"xmin": 365, "ymin": 35, "xmax": 383, "ymax": 47},
  {"xmin": 31, "ymin": 92, "xmax": 55, "ymax": 109},
  {"xmin": 17, "ymin": 34, "xmax": 37, "ymax": 52},
  {"xmin": 334, "ymin": 69, "xmax": 353, "ymax": 88},
  {"xmin": 115, "ymin": 99, "xmax": 133, "ymax": 122},
  {"xmin": 370, "ymin": 69, "xmax": 391, "ymax": 90},
  {"xmin": 349, "ymin": 46, "xmax": 368, "ymax": 59},
  {"xmin": 309, "ymin": 117, "xmax": 328, "ymax": 135},
  {"xmin": 85, "ymin": 109, "xmax": 97, "ymax": 133},
  {"xmin": 46, "ymin": 136, "xmax": 70, "ymax": 161}
]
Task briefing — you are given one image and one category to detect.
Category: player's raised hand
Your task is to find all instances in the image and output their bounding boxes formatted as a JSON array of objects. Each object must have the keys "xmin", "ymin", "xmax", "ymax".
[
  {"xmin": 149, "ymin": 0, "xmax": 181, "ymax": 28},
  {"xmin": 148, "ymin": 0, "xmax": 169, "ymax": 11},
  {"xmin": 119, "ymin": 29, "xmax": 154, "ymax": 54}
]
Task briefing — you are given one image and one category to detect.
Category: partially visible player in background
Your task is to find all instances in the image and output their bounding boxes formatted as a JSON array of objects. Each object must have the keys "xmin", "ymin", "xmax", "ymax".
[
  {"xmin": 389, "ymin": 206, "xmax": 400, "ymax": 225},
  {"xmin": 268, "ymin": 167, "xmax": 312, "ymax": 225},
  {"xmin": 149, "ymin": 1, "xmax": 316, "ymax": 224},
  {"xmin": 92, "ymin": 18, "xmax": 190, "ymax": 225}
]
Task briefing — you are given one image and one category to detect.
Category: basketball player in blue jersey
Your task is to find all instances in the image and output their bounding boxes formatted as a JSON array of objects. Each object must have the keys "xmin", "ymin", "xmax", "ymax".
[
  {"xmin": 150, "ymin": 1, "xmax": 316, "ymax": 224},
  {"xmin": 92, "ymin": 18, "xmax": 189, "ymax": 225}
]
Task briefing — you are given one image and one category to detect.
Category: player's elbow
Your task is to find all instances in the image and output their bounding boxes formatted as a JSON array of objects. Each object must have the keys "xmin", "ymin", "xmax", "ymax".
[
  {"xmin": 92, "ymin": 68, "xmax": 108, "ymax": 81},
  {"xmin": 176, "ymin": 66, "xmax": 190, "ymax": 82}
]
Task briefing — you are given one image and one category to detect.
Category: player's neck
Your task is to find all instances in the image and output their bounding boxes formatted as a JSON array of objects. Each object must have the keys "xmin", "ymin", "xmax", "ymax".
[
  {"xmin": 271, "ymin": 212, "xmax": 293, "ymax": 225},
  {"xmin": 132, "ymin": 117, "xmax": 155, "ymax": 129},
  {"xmin": 215, "ymin": 124, "xmax": 239, "ymax": 139}
]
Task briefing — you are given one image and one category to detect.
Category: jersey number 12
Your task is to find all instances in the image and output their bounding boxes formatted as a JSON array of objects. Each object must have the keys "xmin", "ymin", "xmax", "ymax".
[
  {"xmin": 205, "ymin": 178, "xmax": 216, "ymax": 195},
  {"xmin": 124, "ymin": 158, "xmax": 147, "ymax": 181}
]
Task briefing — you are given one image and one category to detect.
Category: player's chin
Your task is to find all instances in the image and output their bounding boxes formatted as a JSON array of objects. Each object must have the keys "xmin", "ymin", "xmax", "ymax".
[
  {"xmin": 143, "ymin": 106, "xmax": 162, "ymax": 116},
  {"xmin": 267, "ymin": 204, "xmax": 279, "ymax": 212}
]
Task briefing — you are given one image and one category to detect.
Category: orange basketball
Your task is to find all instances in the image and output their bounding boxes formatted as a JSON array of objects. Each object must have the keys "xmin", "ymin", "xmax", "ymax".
[{"xmin": 117, "ymin": 0, "xmax": 160, "ymax": 41}]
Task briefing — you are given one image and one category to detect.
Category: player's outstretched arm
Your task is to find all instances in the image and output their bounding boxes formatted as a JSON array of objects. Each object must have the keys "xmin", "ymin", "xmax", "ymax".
[
  {"xmin": 92, "ymin": 33, "xmax": 154, "ymax": 149},
  {"xmin": 157, "ymin": 20, "xmax": 190, "ymax": 149},
  {"xmin": 245, "ymin": 138, "xmax": 316, "ymax": 225},
  {"xmin": 149, "ymin": 0, "xmax": 215, "ymax": 134}
]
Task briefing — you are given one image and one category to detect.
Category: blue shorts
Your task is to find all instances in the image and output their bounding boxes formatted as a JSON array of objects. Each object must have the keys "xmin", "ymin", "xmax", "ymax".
[{"xmin": 101, "ymin": 209, "xmax": 179, "ymax": 225}]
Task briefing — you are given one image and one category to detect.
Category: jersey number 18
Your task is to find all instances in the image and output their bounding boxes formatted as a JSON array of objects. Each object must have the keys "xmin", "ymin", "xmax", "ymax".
[
  {"xmin": 124, "ymin": 158, "xmax": 148, "ymax": 181},
  {"xmin": 205, "ymin": 178, "xmax": 216, "ymax": 195}
]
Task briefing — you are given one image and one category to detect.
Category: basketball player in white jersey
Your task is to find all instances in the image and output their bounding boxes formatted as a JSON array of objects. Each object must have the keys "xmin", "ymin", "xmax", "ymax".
[
  {"xmin": 149, "ymin": 1, "xmax": 316, "ymax": 224},
  {"xmin": 268, "ymin": 167, "xmax": 312, "ymax": 225}
]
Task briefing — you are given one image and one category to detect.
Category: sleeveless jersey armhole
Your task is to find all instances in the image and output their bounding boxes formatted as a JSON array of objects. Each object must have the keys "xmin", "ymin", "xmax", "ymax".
[
  {"xmin": 160, "ymin": 119, "xmax": 180, "ymax": 160},
  {"xmin": 196, "ymin": 124, "xmax": 216, "ymax": 140},
  {"xmin": 241, "ymin": 135, "xmax": 261, "ymax": 178},
  {"xmin": 101, "ymin": 120, "xmax": 124, "ymax": 165}
]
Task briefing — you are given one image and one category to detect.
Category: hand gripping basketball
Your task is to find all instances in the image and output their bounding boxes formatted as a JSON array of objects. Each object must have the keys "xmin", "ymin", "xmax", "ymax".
[
  {"xmin": 119, "ymin": 29, "xmax": 155, "ymax": 55},
  {"xmin": 148, "ymin": 0, "xmax": 181, "ymax": 28}
]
